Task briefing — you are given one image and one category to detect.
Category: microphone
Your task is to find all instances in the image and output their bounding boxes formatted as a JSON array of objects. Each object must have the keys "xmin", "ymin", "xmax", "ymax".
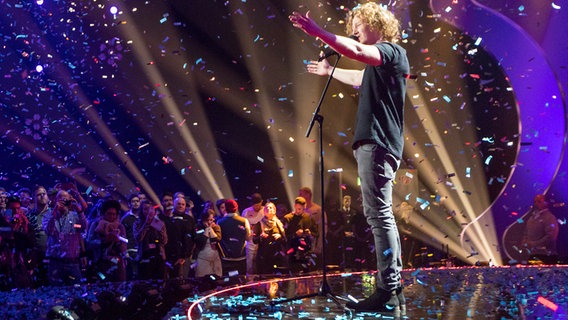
[
  {"xmin": 318, "ymin": 35, "xmax": 359, "ymax": 61},
  {"xmin": 318, "ymin": 47, "xmax": 339, "ymax": 61}
]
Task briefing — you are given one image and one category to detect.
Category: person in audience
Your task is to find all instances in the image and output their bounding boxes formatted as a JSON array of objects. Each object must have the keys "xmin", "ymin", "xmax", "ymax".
[
  {"xmin": 253, "ymin": 202, "xmax": 287, "ymax": 275},
  {"xmin": 55, "ymin": 182, "xmax": 88, "ymax": 214},
  {"xmin": 0, "ymin": 197, "xmax": 13, "ymax": 290},
  {"xmin": 134, "ymin": 200, "xmax": 168, "ymax": 280},
  {"xmin": 340, "ymin": 195, "xmax": 360, "ymax": 268},
  {"xmin": 27, "ymin": 185, "xmax": 51, "ymax": 286},
  {"xmin": 194, "ymin": 209, "xmax": 222, "ymax": 278},
  {"xmin": 120, "ymin": 194, "xmax": 141, "ymax": 280},
  {"xmin": 217, "ymin": 199, "xmax": 250, "ymax": 277},
  {"xmin": 92, "ymin": 199, "xmax": 127, "ymax": 282},
  {"xmin": 43, "ymin": 190, "xmax": 87, "ymax": 286},
  {"xmin": 174, "ymin": 192, "xmax": 194, "ymax": 217},
  {"xmin": 157, "ymin": 192, "xmax": 174, "ymax": 218},
  {"xmin": 163, "ymin": 196, "xmax": 196, "ymax": 279},
  {"xmin": 201, "ymin": 200, "xmax": 215, "ymax": 221},
  {"xmin": 1, "ymin": 196, "xmax": 33, "ymax": 288},
  {"xmin": 0, "ymin": 187, "xmax": 8, "ymax": 216},
  {"xmin": 17, "ymin": 187, "xmax": 33, "ymax": 213},
  {"xmin": 137, "ymin": 192, "xmax": 147, "ymax": 202},
  {"xmin": 242, "ymin": 193, "xmax": 264, "ymax": 275},
  {"xmin": 186, "ymin": 198, "xmax": 195, "ymax": 217},
  {"xmin": 522, "ymin": 194, "xmax": 559, "ymax": 265},
  {"xmin": 298, "ymin": 187, "xmax": 324, "ymax": 259},
  {"xmin": 1, "ymin": 194, "xmax": 14, "ymax": 290},
  {"xmin": 85, "ymin": 200, "xmax": 105, "ymax": 279},
  {"xmin": 215, "ymin": 198, "xmax": 227, "ymax": 220},
  {"xmin": 282, "ymin": 196, "xmax": 318, "ymax": 273},
  {"xmin": 6, "ymin": 195, "xmax": 33, "ymax": 246}
]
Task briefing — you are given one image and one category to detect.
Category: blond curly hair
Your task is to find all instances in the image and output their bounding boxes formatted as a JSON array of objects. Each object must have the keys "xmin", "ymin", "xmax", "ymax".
[{"xmin": 345, "ymin": 2, "xmax": 401, "ymax": 43}]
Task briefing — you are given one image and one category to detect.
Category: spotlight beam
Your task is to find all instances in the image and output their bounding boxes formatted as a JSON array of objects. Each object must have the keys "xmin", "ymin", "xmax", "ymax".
[
  {"xmin": 80, "ymin": 104, "xmax": 160, "ymax": 203},
  {"xmin": 224, "ymin": 3, "xmax": 298, "ymax": 203},
  {"xmin": 405, "ymin": 82, "xmax": 499, "ymax": 264},
  {"xmin": 118, "ymin": 10, "xmax": 232, "ymax": 201}
]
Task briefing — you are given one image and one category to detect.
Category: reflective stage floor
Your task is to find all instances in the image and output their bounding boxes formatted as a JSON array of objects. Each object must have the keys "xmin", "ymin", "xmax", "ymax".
[{"xmin": 176, "ymin": 266, "xmax": 568, "ymax": 319}]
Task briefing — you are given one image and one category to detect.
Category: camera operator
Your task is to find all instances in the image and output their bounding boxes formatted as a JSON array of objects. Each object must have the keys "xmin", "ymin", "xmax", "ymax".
[
  {"xmin": 43, "ymin": 190, "xmax": 87, "ymax": 286},
  {"xmin": 6, "ymin": 196, "xmax": 31, "ymax": 235},
  {"xmin": 54, "ymin": 182, "xmax": 89, "ymax": 214}
]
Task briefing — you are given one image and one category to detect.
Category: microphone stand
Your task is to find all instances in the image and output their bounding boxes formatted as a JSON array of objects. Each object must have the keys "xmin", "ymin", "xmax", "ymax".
[{"xmin": 270, "ymin": 54, "xmax": 345, "ymax": 309}]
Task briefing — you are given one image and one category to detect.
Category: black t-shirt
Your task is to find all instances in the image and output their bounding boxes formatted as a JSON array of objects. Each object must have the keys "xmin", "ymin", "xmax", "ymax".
[{"xmin": 353, "ymin": 42, "xmax": 409, "ymax": 159}]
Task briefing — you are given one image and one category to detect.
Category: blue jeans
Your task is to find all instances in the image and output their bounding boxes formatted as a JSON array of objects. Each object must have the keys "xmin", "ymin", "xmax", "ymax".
[{"xmin": 354, "ymin": 143, "xmax": 402, "ymax": 291}]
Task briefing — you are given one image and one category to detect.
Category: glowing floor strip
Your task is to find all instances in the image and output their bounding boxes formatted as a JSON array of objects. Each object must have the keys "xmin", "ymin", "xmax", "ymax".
[{"xmin": 186, "ymin": 271, "xmax": 370, "ymax": 319}]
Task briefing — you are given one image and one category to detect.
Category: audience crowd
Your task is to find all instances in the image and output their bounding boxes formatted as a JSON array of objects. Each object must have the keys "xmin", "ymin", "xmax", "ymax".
[{"xmin": 0, "ymin": 183, "xmax": 376, "ymax": 291}]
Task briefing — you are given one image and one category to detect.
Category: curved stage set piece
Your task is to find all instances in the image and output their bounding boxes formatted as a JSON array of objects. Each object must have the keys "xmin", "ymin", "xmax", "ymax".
[{"xmin": 175, "ymin": 266, "xmax": 567, "ymax": 319}]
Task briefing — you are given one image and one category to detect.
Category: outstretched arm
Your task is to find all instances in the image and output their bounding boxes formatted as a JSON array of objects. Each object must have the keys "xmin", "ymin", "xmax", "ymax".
[{"xmin": 289, "ymin": 11, "xmax": 382, "ymax": 66}]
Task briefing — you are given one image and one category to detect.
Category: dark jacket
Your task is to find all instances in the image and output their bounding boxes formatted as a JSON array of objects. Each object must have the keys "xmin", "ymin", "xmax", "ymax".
[
  {"xmin": 218, "ymin": 213, "xmax": 250, "ymax": 260},
  {"xmin": 161, "ymin": 213, "xmax": 196, "ymax": 262}
]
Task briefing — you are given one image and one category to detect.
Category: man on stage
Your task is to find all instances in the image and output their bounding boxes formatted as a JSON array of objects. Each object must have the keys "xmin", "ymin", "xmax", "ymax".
[{"xmin": 289, "ymin": 3, "xmax": 409, "ymax": 316}]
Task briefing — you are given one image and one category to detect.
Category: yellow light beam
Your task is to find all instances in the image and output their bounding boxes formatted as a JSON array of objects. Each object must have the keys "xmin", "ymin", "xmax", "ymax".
[{"xmin": 118, "ymin": 9, "xmax": 232, "ymax": 202}]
